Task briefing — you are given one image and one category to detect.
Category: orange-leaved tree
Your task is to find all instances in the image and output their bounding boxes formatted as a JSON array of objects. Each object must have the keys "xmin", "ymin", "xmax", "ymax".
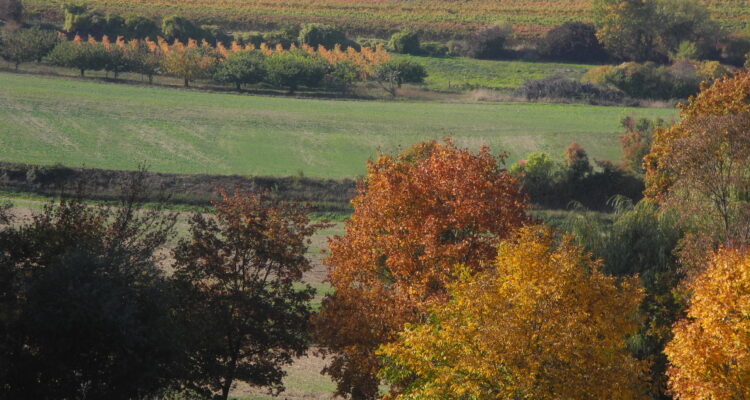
[
  {"xmin": 665, "ymin": 247, "xmax": 750, "ymax": 400},
  {"xmin": 315, "ymin": 140, "xmax": 529, "ymax": 399},
  {"xmin": 379, "ymin": 226, "xmax": 650, "ymax": 400},
  {"xmin": 644, "ymin": 69, "xmax": 750, "ymax": 266}
]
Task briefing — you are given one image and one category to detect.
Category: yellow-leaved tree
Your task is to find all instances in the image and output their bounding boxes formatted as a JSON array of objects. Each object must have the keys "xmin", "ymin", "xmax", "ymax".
[
  {"xmin": 665, "ymin": 248, "xmax": 750, "ymax": 400},
  {"xmin": 378, "ymin": 226, "xmax": 650, "ymax": 400}
]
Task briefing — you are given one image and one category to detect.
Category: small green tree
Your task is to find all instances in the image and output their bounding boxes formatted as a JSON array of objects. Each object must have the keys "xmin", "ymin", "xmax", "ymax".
[
  {"xmin": 372, "ymin": 59, "xmax": 427, "ymax": 96},
  {"xmin": 212, "ymin": 50, "xmax": 266, "ymax": 90},
  {"xmin": 388, "ymin": 30, "xmax": 420, "ymax": 55},
  {"xmin": 262, "ymin": 51, "xmax": 329, "ymax": 93},
  {"xmin": 161, "ymin": 15, "xmax": 203, "ymax": 42},
  {"xmin": 1, "ymin": 28, "xmax": 39, "ymax": 70},
  {"xmin": 48, "ymin": 40, "xmax": 109, "ymax": 77},
  {"xmin": 298, "ymin": 23, "xmax": 349, "ymax": 50}
]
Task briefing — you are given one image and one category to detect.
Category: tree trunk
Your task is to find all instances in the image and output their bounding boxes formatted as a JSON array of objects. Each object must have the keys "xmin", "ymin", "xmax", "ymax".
[
  {"xmin": 80, "ymin": 69, "xmax": 85, "ymax": 77},
  {"xmin": 148, "ymin": 74, "xmax": 153, "ymax": 85},
  {"xmin": 184, "ymin": 77, "xmax": 189, "ymax": 87},
  {"xmin": 14, "ymin": 62, "xmax": 19, "ymax": 72},
  {"xmin": 236, "ymin": 82, "xmax": 241, "ymax": 91}
]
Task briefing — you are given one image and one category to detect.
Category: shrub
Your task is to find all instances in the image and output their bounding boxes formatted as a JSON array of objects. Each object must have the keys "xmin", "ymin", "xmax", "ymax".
[
  {"xmin": 123, "ymin": 14, "xmax": 160, "ymax": 39},
  {"xmin": 515, "ymin": 76, "xmax": 625, "ymax": 104},
  {"xmin": 161, "ymin": 15, "xmax": 203, "ymax": 43},
  {"xmin": 48, "ymin": 40, "xmax": 109, "ymax": 77},
  {"xmin": 262, "ymin": 51, "xmax": 329, "ymax": 93},
  {"xmin": 537, "ymin": 21, "xmax": 607, "ymax": 62},
  {"xmin": 388, "ymin": 30, "xmax": 420, "ymax": 55},
  {"xmin": 298, "ymin": 23, "xmax": 353, "ymax": 50},
  {"xmin": 717, "ymin": 34, "xmax": 750, "ymax": 67},
  {"xmin": 460, "ymin": 24, "xmax": 513, "ymax": 59},
  {"xmin": 372, "ymin": 58, "xmax": 427, "ymax": 96},
  {"xmin": 212, "ymin": 50, "xmax": 266, "ymax": 90},
  {"xmin": 0, "ymin": 0, "xmax": 23, "ymax": 22},
  {"xmin": 62, "ymin": 5, "xmax": 124, "ymax": 38},
  {"xmin": 420, "ymin": 41, "xmax": 448, "ymax": 57}
]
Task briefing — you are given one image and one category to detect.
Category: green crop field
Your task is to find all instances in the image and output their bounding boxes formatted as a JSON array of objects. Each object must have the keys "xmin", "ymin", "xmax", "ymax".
[
  {"xmin": 23, "ymin": 0, "xmax": 750, "ymax": 40},
  {"xmin": 0, "ymin": 71, "xmax": 677, "ymax": 178}
]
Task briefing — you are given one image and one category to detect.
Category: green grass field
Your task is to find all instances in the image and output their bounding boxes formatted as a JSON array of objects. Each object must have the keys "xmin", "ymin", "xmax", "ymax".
[
  {"xmin": 394, "ymin": 54, "xmax": 594, "ymax": 91},
  {"xmin": 0, "ymin": 72, "xmax": 676, "ymax": 179}
]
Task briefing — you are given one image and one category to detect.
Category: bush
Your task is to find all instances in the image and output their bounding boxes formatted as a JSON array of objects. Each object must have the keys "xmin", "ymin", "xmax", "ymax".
[
  {"xmin": 717, "ymin": 34, "xmax": 750, "ymax": 67},
  {"xmin": 262, "ymin": 51, "xmax": 329, "ymax": 93},
  {"xmin": 62, "ymin": 4, "xmax": 124, "ymax": 38},
  {"xmin": 458, "ymin": 24, "xmax": 513, "ymax": 59},
  {"xmin": 48, "ymin": 40, "xmax": 109, "ymax": 77},
  {"xmin": 212, "ymin": 50, "xmax": 266, "ymax": 90},
  {"xmin": 123, "ymin": 14, "xmax": 160, "ymax": 39},
  {"xmin": 161, "ymin": 15, "xmax": 204, "ymax": 43},
  {"xmin": 583, "ymin": 60, "xmax": 725, "ymax": 100},
  {"xmin": 388, "ymin": 30, "xmax": 420, "ymax": 55},
  {"xmin": 537, "ymin": 21, "xmax": 607, "ymax": 62},
  {"xmin": 372, "ymin": 58, "xmax": 427, "ymax": 95},
  {"xmin": 0, "ymin": 0, "xmax": 23, "ymax": 22},
  {"xmin": 515, "ymin": 76, "xmax": 626, "ymax": 104},
  {"xmin": 298, "ymin": 23, "xmax": 355, "ymax": 50},
  {"xmin": 420, "ymin": 41, "xmax": 448, "ymax": 57}
]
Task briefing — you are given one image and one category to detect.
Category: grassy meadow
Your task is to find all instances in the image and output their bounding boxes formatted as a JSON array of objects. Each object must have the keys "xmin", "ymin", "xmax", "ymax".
[
  {"xmin": 393, "ymin": 54, "xmax": 595, "ymax": 92},
  {"xmin": 0, "ymin": 71, "xmax": 676, "ymax": 178}
]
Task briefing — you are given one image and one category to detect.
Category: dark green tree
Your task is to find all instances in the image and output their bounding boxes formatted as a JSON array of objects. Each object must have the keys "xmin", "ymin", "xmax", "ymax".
[
  {"xmin": 123, "ymin": 14, "xmax": 161, "ymax": 39},
  {"xmin": 262, "ymin": 51, "xmax": 329, "ymax": 93},
  {"xmin": 0, "ymin": 176, "xmax": 183, "ymax": 399},
  {"xmin": 173, "ymin": 188, "xmax": 328, "ymax": 400},
  {"xmin": 298, "ymin": 23, "xmax": 351, "ymax": 50},
  {"xmin": 212, "ymin": 50, "xmax": 266, "ymax": 90},
  {"xmin": 1, "ymin": 28, "xmax": 39, "ymax": 70},
  {"xmin": 388, "ymin": 30, "xmax": 420, "ymax": 55}
]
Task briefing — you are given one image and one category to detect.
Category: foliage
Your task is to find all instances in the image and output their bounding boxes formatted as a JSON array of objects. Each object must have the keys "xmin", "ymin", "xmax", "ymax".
[
  {"xmin": 161, "ymin": 15, "xmax": 205, "ymax": 43},
  {"xmin": 619, "ymin": 116, "xmax": 667, "ymax": 175},
  {"xmin": 563, "ymin": 200, "xmax": 685, "ymax": 398},
  {"xmin": 515, "ymin": 76, "xmax": 625, "ymax": 104},
  {"xmin": 172, "ymin": 188, "xmax": 326, "ymax": 400},
  {"xmin": 262, "ymin": 50, "xmax": 329, "ymax": 93},
  {"xmin": 458, "ymin": 24, "xmax": 513, "ymax": 60},
  {"xmin": 0, "ymin": 0, "xmax": 23, "ymax": 22},
  {"xmin": 48, "ymin": 38, "xmax": 109, "ymax": 77},
  {"xmin": 585, "ymin": 60, "xmax": 730, "ymax": 100},
  {"xmin": 123, "ymin": 14, "xmax": 160, "ymax": 39},
  {"xmin": 298, "ymin": 23, "xmax": 352, "ymax": 50},
  {"xmin": 511, "ymin": 143, "xmax": 644, "ymax": 210},
  {"xmin": 160, "ymin": 38, "xmax": 218, "ymax": 87},
  {"xmin": 0, "ymin": 28, "xmax": 43, "ymax": 70},
  {"xmin": 325, "ymin": 60, "xmax": 361, "ymax": 92},
  {"xmin": 0, "ymin": 176, "xmax": 182, "ymax": 399},
  {"xmin": 537, "ymin": 21, "xmax": 607, "ymax": 62},
  {"xmin": 593, "ymin": 0, "xmax": 722, "ymax": 62},
  {"xmin": 644, "ymin": 69, "xmax": 750, "ymax": 247},
  {"xmin": 379, "ymin": 226, "xmax": 649, "ymax": 400},
  {"xmin": 665, "ymin": 247, "xmax": 750, "ymax": 400},
  {"xmin": 315, "ymin": 140, "xmax": 529, "ymax": 399},
  {"xmin": 212, "ymin": 50, "xmax": 266, "ymax": 90},
  {"xmin": 372, "ymin": 58, "xmax": 427, "ymax": 95},
  {"xmin": 388, "ymin": 30, "xmax": 420, "ymax": 55}
]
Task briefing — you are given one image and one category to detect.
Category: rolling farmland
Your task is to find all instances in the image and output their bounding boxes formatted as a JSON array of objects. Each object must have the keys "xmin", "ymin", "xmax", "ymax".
[
  {"xmin": 23, "ymin": 0, "xmax": 750, "ymax": 40},
  {"xmin": 0, "ymin": 71, "xmax": 676, "ymax": 179}
]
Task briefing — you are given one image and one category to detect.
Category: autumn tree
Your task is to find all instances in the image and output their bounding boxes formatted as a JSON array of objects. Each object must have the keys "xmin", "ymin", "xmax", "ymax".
[
  {"xmin": 315, "ymin": 140, "xmax": 529, "ymax": 399},
  {"xmin": 665, "ymin": 247, "xmax": 750, "ymax": 400},
  {"xmin": 172, "ymin": 188, "xmax": 328, "ymax": 400},
  {"xmin": 644, "ymin": 70, "xmax": 750, "ymax": 257},
  {"xmin": 379, "ymin": 226, "xmax": 650, "ymax": 400},
  {"xmin": 160, "ymin": 40, "xmax": 217, "ymax": 87},
  {"xmin": 619, "ymin": 116, "xmax": 667, "ymax": 175}
]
